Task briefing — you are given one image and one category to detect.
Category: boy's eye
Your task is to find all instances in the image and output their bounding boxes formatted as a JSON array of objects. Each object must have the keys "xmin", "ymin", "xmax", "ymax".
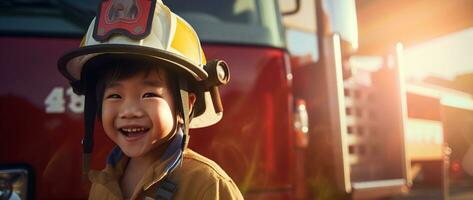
[
  {"xmin": 143, "ymin": 92, "xmax": 159, "ymax": 98},
  {"xmin": 106, "ymin": 94, "xmax": 121, "ymax": 99}
]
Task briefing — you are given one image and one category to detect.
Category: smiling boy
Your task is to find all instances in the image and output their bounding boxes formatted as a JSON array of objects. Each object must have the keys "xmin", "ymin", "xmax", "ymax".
[{"xmin": 57, "ymin": 0, "xmax": 243, "ymax": 199}]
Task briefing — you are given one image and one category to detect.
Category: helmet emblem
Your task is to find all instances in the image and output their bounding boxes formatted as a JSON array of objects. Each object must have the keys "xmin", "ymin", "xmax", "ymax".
[{"xmin": 93, "ymin": 0, "xmax": 156, "ymax": 42}]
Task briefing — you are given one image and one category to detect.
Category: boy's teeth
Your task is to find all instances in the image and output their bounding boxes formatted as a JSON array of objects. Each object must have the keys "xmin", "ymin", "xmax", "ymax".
[{"xmin": 122, "ymin": 128, "xmax": 146, "ymax": 133}]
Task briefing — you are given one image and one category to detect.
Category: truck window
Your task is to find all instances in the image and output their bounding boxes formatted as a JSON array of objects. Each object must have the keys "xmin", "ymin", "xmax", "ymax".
[
  {"xmin": 0, "ymin": 0, "xmax": 98, "ymax": 37},
  {"xmin": 164, "ymin": 0, "xmax": 285, "ymax": 48},
  {"xmin": 1, "ymin": 0, "xmax": 285, "ymax": 48},
  {"xmin": 280, "ymin": 0, "xmax": 358, "ymax": 63},
  {"xmin": 280, "ymin": 0, "xmax": 319, "ymax": 62}
]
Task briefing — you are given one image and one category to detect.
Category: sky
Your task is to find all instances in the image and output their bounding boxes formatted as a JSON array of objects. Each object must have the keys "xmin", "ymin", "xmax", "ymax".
[{"xmin": 403, "ymin": 27, "xmax": 473, "ymax": 80}]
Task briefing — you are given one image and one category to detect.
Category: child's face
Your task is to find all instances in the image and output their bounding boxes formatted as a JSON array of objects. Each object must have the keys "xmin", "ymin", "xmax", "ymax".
[{"xmin": 101, "ymin": 68, "xmax": 176, "ymax": 158}]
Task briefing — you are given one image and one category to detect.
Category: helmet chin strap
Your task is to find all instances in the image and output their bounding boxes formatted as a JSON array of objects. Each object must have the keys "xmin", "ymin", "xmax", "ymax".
[
  {"xmin": 178, "ymin": 78, "xmax": 191, "ymax": 151},
  {"xmin": 82, "ymin": 86, "xmax": 97, "ymax": 180},
  {"xmin": 150, "ymin": 76, "xmax": 191, "ymax": 151}
]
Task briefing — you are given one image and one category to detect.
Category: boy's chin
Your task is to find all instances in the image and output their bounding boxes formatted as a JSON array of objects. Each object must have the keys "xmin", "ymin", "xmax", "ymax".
[
  {"xmin": 119, "ymin": 144, "xmax": 162, "ymax": 159},
  {"xmin": 120, "ymin": 146, "xmax": 147, "ymax": 158}
]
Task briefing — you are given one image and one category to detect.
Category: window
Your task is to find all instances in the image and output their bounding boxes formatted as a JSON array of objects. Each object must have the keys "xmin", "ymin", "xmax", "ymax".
[
  {"xmin": 0, "ymin": 0, "xmax": 98, "ymax": 36},
  {"xmin": 165, "ymin": 0, "xmax": 285, "ymax": 48},
  {"xmin": 348, "ymin": 145, "xmax": 355, "ymax": 154},
  {"xmin": 344, "ymin": 88, "xmax": 351, "ymax": 97},
  {"xmin": 357, "ymin": 127, "xmax": 364, "ymax": 136},
  {"xmin": 346, "ymin": 107, "xmax": 353, "ymax": 115},
  {"xmin": 1, "ymin": 0, "xmax": 285, "ymax": 48},
  {"xmin": 347, "ymin": 126, "xmax": 354, "ymax": 134},
  {"xmin": 280, "ymin": 0, "xmax": 319, "ymax": 62}
]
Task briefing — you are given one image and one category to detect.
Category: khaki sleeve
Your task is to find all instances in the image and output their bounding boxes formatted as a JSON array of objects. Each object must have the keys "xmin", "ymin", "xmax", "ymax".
[
  {"xmin": 88, "ymin": 183, "xmax": 100, "ymax": 200},
  {"xmin": 199, "ymin": 179, "xmax": 244, "ymax": 200},
  {"xmin": 88, "ymin": 182, "xmax": 119, "ymax": 200}
]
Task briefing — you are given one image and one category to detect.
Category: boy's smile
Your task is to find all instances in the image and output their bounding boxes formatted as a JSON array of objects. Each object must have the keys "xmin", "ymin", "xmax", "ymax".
[
  {"xmin": 118, "ymin": 126, "xmax": 150, "ymax": 141},
  {"xmin": 101, "ymin": 68, "xmax": 176, "ymax": 158},
  {"xmin": 119, "ymin": 127, "xmax": 149, "ymax": 139}
]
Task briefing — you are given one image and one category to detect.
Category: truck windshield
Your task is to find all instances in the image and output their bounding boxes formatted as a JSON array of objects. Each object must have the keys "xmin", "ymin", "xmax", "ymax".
[
  {"xmin": 0, "ymin": 0, "xmax": 285, "ymax": 48},
  {"xmin": 164, "ymin": 0, "xmax": 284, "ymax": 48}
]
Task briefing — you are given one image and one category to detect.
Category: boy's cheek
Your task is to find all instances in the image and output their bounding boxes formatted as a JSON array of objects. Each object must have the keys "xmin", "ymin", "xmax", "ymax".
[
  {"xmin": 100, "ymin": 108, "xmax": 117, "ymax": 133},
  {"xmin": 101, "ymin": 103, "xmax": 117, "ymax": 117},
  {"xmin": 102, "ymin": 123, "xmax": 119, "ymax": 143}
]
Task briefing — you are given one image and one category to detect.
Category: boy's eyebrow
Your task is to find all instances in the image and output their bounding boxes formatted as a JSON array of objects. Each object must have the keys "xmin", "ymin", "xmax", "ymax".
[
  {"xmin": 106, "ymin": 82, "xmax": 122, "ymax": 89},
  {"xmin": 143, "ymin": 80, "xmax": 163, "ymax": 87}
]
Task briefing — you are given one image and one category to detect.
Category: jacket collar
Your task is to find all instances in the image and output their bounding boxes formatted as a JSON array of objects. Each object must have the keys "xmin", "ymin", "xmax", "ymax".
[{"xmin": 88, "ymin": 129, "xmax": 185, "ymax": 199}]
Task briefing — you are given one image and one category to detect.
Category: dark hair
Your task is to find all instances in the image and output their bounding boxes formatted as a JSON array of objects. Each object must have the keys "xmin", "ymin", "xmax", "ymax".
[
  {"xmin": 81, "ymin": 55, "xmax": 177, "ymax": 118},
  {"xmin": 82, "ymin": 54, "xmax": 204, "ymax": 120}
]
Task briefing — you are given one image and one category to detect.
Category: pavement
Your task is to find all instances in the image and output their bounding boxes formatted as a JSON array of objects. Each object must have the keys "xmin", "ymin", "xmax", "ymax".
[
  {"xmin": 389, "ymin": 182, "xmax": 473, "ymax": 200},
  {"xmin": 450, "ymin": 182, "xmax": 473, "ymax": 200}
]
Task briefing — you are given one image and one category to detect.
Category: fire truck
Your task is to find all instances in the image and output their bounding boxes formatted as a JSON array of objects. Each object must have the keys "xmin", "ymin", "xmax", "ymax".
[{"xmin": 0, "ymin": 0, "xmax": 418, "ymax": 199}]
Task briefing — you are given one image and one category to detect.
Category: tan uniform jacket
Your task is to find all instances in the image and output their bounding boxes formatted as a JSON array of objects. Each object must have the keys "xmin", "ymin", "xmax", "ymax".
[{"xmin": 88, "ymin": 149, "xmax": 243, "ymax": 200}]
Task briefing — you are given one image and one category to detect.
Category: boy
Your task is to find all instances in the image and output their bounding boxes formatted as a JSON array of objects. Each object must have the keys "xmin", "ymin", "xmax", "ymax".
[{"xmin": 57, "ymin": 0, "xmax": 243, "ymax": 199}]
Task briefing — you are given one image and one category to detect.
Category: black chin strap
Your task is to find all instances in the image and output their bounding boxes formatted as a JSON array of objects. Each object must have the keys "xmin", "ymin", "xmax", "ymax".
[
  {"xmin": 83, "ymin": 88, "xmax": 96, "ymax": 179},
  {"xmin": 178, "ymin": 78, "xmax": 191, "ymax": 151}
]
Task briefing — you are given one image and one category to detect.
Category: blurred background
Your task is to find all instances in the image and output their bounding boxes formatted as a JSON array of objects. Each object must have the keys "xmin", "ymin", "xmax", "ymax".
[
  {"xmin": 0, "ymin": 0, "xmax": 472, "ymax": 199},
  {"xmin": 354, "ymin": 1, "xmax": 473, "ymax": 198},
  {"xmin": 283, "ymin": 1, "xmax": 473, "ymax": 199}
]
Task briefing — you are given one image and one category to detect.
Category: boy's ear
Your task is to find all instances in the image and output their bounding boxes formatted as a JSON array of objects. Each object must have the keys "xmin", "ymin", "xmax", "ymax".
[
  {"xmin": 178, "ymin": 93, "xmax": 197, "ymax": 124},
  {"xmin": 188, "ymin": 92, "xmax": 197, "ymax": 113}
]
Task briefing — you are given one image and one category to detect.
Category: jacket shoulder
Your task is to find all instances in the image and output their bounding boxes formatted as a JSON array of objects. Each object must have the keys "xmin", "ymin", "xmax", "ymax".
[
  {"xmin": 170, "ymin": 149, "xmax": 243, "ymax": 199},
  {"xmin": 182, "ymin": 149, "xmax": 232, "ymax": 181}
]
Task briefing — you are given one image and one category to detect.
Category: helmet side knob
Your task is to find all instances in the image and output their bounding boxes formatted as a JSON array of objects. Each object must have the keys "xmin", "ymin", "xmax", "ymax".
[
  {"xmin": 204, "ymin": 60, "xmax": 230, "ymax": 113},
  {"xmin": 204, "ymin": 60, "xmax": 230, "ymax": 86}
]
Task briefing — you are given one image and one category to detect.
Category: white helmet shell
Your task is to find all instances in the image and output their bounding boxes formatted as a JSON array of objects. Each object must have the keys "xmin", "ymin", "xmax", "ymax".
[{"xmin": 58, "ymin": 0, "xmax": 223, "ymax": 128}]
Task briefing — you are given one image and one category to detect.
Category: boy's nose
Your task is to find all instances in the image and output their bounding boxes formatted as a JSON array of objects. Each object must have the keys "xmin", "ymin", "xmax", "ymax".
[{"xmin": 118, "ymin": 102, "xmax": 144, "ymax": 119}]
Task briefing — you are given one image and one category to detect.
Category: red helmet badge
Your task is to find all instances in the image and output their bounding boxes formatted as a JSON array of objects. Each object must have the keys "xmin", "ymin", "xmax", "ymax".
[{"xmin": 93, "ymin": 0, "xmax": 156, "ymax": 42}]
